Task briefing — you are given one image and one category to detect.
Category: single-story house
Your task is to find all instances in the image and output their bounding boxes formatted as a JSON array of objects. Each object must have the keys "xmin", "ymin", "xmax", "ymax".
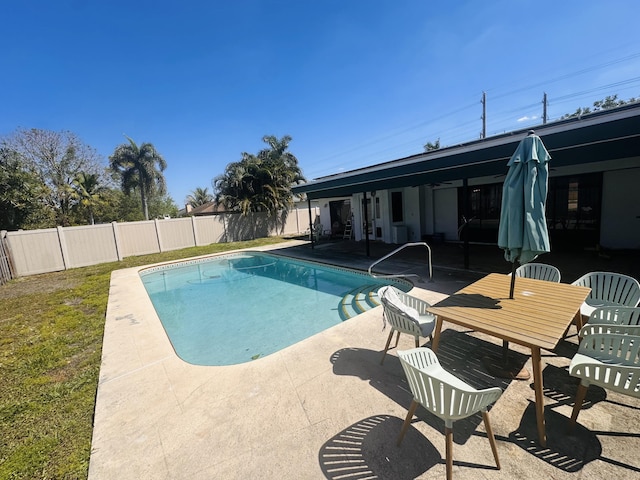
[{"xmin": 292, "ymin": 102, "xmax": 640, "ymax": 252}]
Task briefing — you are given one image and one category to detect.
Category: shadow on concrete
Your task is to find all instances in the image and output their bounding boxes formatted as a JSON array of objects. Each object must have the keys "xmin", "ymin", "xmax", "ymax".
[
  {"xmin": 318, "ymin": 414, "xmax": 440, "ymax": 480},
  {"xmin": 538, "ymin": 363, "xmax": 607, "ymax": 409},
  {"xmin": 329, "ymin": 329, "xmax": 525, "ymax": 445},
  {"xmin": 508, "ymin": 402, "xmax": 602, "ymax": 473}
]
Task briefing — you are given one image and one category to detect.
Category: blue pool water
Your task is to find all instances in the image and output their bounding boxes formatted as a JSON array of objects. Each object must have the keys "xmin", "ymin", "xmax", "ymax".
[{"xmin": 140, "ymin": 251, "xmax": 410, "ymax": 366}]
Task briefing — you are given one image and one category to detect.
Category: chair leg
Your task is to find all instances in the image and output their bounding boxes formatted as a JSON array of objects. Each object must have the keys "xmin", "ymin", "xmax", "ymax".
[
  {"xmin": 569, "ymin": 383, "xmax": 589, "ymax": 430},
  {"xmin": 380, "ymin": 330, "xmax": 395, "ymax": 365},
  {"xmin": 482, "ymin": 411, "xmax": 500, "ymax": 469},
  {"xmin": 415, "ymin": 336, "xmax": 420, "ymax": 348},
  {"xmin": 397, "ymin": 400, "xmax": 419, "ymax": 446},
  {"xmin": 445, "ymin": 426, "xmax": 453, "ymax": 480},
  {"xmin": 394, "ymin": 330, "xmax": 401, "ymax": 347}
]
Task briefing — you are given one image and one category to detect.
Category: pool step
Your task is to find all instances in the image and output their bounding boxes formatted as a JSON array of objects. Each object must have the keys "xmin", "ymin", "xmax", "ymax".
[{"xmin": 339, "ymin": 284, "xmax": 382, "ymax": 320}]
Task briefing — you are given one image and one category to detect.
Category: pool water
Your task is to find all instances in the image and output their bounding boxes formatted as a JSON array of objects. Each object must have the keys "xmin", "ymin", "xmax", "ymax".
[{"xmin": 140, "ymin": 252, "xmax": 410, "ymax": 366}]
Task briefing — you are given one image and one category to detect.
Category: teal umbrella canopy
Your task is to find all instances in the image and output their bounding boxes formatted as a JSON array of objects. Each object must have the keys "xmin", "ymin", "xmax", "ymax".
[{"xmin": 498, "ymin": 132, "xmax": 551, "ymax": 268}]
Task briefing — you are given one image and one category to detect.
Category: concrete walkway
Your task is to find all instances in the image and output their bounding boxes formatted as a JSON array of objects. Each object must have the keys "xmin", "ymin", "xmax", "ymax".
[{"xmin": 89, "ymin": 240, "xmax": 640, "ymax": 479}]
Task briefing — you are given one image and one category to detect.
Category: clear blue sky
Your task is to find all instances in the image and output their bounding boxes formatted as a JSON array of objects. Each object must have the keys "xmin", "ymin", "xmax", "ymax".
[{"xmin": 2, "ymin": 0, "xmax": 639, "ymax": 206}]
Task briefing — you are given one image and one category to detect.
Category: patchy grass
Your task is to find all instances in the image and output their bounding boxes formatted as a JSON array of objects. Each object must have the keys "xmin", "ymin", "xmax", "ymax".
[{"xmin": 0, "ymin": 238, "xmax": 288, "ymax": 479}]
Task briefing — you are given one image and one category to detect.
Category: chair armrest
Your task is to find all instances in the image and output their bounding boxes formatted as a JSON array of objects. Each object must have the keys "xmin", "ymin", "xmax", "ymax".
[{"xmin": 580, "ymin": 324, "xmax": 640, "ymax": 337}]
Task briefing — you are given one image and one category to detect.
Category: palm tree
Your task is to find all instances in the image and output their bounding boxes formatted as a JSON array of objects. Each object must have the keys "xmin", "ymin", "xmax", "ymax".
[
  {"xmin": 109, "ymin": 137, "xmax": 167, "ymax": 220},
  {"xmin": 214, "ymin": 135, "xmax": 305, "ymax": 216},
  {"xmin": 213, "ymin": 152, "xmax": 259, "ymax": 215},
  {"xmin": 72, "ymin": 172, "xmax": 105, "ymax": 224},
  {"xmin": 186, "ymin": 187, "xmax": 213, "ymax": 208}
]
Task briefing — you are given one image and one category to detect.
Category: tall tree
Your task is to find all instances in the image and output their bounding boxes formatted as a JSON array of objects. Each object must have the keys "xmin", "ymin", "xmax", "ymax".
[
  {"xmin": 213, "ymin": 135, "xmax": 305, "ymax": 216},
  {"xmin": 0, "ymin": 146, "xmax": 55, "ymax": 230},
  {"xmin": 2, "ymin": 128, "xmax": 103, "ymax": 226},
  {"xmin": 186, "ymin": 187, "xmax": 213, "ymax": 208},
  {"xmin": 109, "ymin": 137, "xmax": 167, "ymax": 220},
  {"xmin": 72, "ymin": 172, "xmax": 106, "ymax": 225},
  {"xmin": 561, "ymin": 94, "xmax": 638, "ymax": 119},
  {"xmin": 424, "ymin": 138, "xmax": 441, "ymax": 152}
]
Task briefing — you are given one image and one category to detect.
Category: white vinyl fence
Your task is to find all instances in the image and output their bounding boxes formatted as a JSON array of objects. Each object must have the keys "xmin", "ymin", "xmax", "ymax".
[{"xmin": 1, "ymin": 207, "xmax": 316, "ymax": 279}]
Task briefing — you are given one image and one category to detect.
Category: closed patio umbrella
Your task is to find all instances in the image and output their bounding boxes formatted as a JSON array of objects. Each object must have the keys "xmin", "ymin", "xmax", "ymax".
[{"xmin": 498, "ymin": 130, "xmax": 551, "ymax": 299}]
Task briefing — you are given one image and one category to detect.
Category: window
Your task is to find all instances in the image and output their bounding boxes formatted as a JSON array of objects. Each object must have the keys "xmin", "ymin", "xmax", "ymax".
[{"xmin": 391, "ymin": 191, "xmax": 403, "ymax": 223}]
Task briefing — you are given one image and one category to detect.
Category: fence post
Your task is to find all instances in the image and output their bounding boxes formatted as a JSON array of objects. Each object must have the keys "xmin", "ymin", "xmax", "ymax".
[
  {"xmin": 112, "ymin": 221, "xmax": 123, "ymax": 261},
  {"xmin": 191, "ymin": 215, "xmax": 200, "ymax": 247},
  {"xmin": 154, "ymin": 219, "xmax": 164, "ymax": 252},
  {"xmin": 56, "ymin": 226, "xmax": 70, "ymax": 270}
]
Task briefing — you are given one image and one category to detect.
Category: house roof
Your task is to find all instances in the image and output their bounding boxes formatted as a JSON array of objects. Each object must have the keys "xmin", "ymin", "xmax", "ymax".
[
  {"xmin": 292, "ymin": 103, "xmax": 640, "ymax": 200},
  {"xmin": 188, "ymin": 201, "xmax": 227, "ymax": 215}
]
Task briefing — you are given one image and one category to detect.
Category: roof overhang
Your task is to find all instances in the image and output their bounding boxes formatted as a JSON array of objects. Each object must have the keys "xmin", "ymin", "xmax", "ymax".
[{"xmin": 293, "ymin": 103, "xmax": 640, "ymax": 200}]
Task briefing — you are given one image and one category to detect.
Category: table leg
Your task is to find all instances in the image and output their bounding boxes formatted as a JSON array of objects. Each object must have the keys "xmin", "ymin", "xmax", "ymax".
[
  {"xmin": 431, "ymin": 316, "xmax": 443, "ymax": 352},
  {"xmin": 530, "ymin": 347, "xmax": 546, "ymax": 447}
]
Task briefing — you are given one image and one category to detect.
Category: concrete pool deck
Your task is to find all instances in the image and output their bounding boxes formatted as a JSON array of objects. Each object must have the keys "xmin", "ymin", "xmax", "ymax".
[{"xmin": 89, "ymin": 240, "xmax": 640, "ymax": 479}]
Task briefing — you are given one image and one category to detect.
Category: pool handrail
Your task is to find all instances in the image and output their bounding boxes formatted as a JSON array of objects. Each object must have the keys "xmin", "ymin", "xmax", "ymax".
[{"xmin": 367, "ymin": 242, "xmax": 433, "ymax": 283}]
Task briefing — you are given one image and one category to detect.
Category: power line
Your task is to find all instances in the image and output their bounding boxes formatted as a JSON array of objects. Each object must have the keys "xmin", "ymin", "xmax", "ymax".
[{"xmin": 306, "ymin": 52, "xmax": 640, "ymax": 178}]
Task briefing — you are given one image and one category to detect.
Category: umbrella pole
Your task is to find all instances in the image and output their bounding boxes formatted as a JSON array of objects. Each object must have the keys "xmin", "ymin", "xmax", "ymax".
[{"xmin": 509, "ymin": 261, "xmax": 517, "ymax": 299}]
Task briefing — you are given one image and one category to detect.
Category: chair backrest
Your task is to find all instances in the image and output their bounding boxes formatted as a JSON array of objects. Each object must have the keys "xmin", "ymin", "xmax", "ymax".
[
  {"xmin": 378, "ymin": 286, "xmax": 422, "ymax": 335},
  {"xmin": 578, "ymin": 333, "xmax": 640, "ymax": 366},
  {"xmin": 514, "ymin": 263, "xmax": 561, "ymax": 282},
  {"xmin": 572, "ymin": 272, "xmax": 640, "ymax": 307},
  {"xmin": 572, "ymin": 333, "xmax": 640, "ymax": 397},
  {"xmin": 397, "ymin": 348, "xmax": 502, "ymax": 427},
  {"xmin": 581, "ymin": 306, "xmax": 640, "ymax": 336}
]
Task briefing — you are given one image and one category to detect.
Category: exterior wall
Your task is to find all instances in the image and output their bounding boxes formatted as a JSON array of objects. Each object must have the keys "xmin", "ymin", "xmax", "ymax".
[
  {"xmin": 317, "ymin": 201, "xmax": 332, "ymax": 235},
  {"xmin": 600, "ymin": 166, "xmax": 640, "ymax": 249},
  {"xmin": 310, "ymin": 158, "xmax": 640, "ymax": 251},
  {"xmin": 403, "ymin": 187, "xmax": 421, "ymax": 242}
]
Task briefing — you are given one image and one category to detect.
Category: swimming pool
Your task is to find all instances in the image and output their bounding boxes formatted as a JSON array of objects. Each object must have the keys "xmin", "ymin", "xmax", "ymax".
[{"xmin": 140, "ymin": 251, "xmax": 411, "ymax": 366}]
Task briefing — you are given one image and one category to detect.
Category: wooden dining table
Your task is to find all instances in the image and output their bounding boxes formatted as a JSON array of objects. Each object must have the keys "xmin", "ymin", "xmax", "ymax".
[{"xmin": 427, "ymin": 272, "xmax": 591, "ymax": 447}]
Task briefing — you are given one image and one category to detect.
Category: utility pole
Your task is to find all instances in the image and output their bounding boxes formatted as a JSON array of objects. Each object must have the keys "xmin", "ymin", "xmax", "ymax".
[
  {"xmin": 481, "ymin": 91, "xmax": 486, "ymax": 138},
  {"xmin": 542, "ymin": 92, "xmax": 548, "ymax": 124}
]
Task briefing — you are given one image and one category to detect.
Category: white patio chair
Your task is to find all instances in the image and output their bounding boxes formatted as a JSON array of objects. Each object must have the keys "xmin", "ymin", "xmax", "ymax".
[
  {"xmin": 579, "ymin": 306, "xmax": 640, "ymax": 337},
  {"xmin": 568, "ymin": 332, "xmax": 640, "ymax": 428},
  {"xmin": 377, "ymin": 286, "xmax": 435, "ymax": 365},
  {"xmin": 397, "ymin": 347, "xmax": 503, "ymax": 480},
  {"xmin": 570, "ymin": 272, "xmax": 640, "ymax": 333},
  {"xmin": 514, "ymin": 263, "xmax": 561, "ymax": 282}
]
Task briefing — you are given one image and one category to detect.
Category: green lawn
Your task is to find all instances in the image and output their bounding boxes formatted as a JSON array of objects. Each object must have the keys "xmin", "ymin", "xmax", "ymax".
[{"xmin": 0, "ymin": 238, "xmax": 287, "ymax": 479}]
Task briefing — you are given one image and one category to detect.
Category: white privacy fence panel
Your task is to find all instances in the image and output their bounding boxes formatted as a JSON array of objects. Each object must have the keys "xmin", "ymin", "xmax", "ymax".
[
  {"xmin": 63, "ymin": 224, "xmax": 119, "ymax": 268},
  {"xmin": 156, "ymin": 218, "xmax": 196, "ymax": 251},
  {"xmin": 115, "ymin": 221, "xmax": 161, "ymax": 257},
  {"xmin": 6, "ymin": 228, "xmax": 66, "ymax": 276},
  {"xmin": 193, "ymin": 216, "xmax": 226, "ymax": 245},
  {"xmin": 3, "ymin": 207, "xmax": 313, "ymax": 278}
]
